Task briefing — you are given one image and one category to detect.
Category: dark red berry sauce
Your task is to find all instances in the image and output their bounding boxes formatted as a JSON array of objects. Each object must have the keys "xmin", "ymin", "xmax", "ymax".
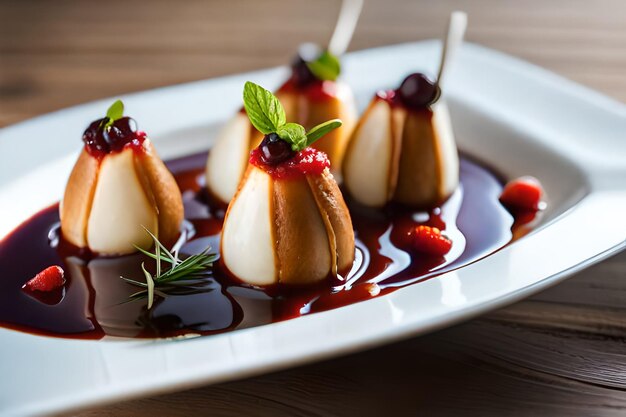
[
  {"xmin": 250, "ymin": 147, "xmax": 330, "ymax": 179},
  {"xmin": 0, "ymin": 151, "xmax": 533, "ymax": 339},
  {"xmin": 82, "ymin": 116, "xmax": 147, "ymax": 160}
]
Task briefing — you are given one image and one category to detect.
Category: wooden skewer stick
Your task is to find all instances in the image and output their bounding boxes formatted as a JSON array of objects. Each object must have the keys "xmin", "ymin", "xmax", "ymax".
[
  {"xmin": 328, "ymin": 0, "xmax": 364, "ymax": 56},
  {"xmin": 436, "ymin": 11, "xmax": 468, "ymax": 90}
]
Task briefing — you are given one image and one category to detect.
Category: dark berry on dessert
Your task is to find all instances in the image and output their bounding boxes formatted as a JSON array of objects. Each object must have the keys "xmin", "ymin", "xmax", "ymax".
[
  {"xmin": 82, "ymin": 116, "xmax": 140, "ymax": 156},
  {"xmin": 291, "ymin": 43, "xmax": 323, "ymax": 87},
  {"xmin": 259, "ymin": 133, "xmax": 295, "ymax": 165},
  {"xmin": 499, "ymin": 176, "xmax": 544, "ymax": 212},
  {"xmin": 22, "ymin": 265, "xmax": 65, "ymax": 292},
  {"xmin": 397, "ymin": 73, "xmax": 441, "ymax": 109},
  {"xmin": 82, "ymin": 118, "xmax": 109, "ymax": 153},
  {"xmin": 103, "ymin": 117, "xmax": 138, "ymax": 152},
  {"xmin": 412, "ymin": 225, "xmax": 452, "ymax": 256}
]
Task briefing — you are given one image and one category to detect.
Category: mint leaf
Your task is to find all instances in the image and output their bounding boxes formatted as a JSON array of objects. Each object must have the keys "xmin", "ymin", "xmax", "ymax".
[
  {"xmin": 277, "ymin": 123, "xmax": 307, "ymax": 151},
  {"xmin": 243, "ymin": 82, "xmax": 286, "ymax": 134},
  {"xmin": 106, "ymin": 100, "xmax": 124, "ymax": 120},
  {"xmin": 104, "ymin": 100, "xmax": 124, "ymax": 128},
  {"xmin": 306, "ymin": 51, "xmax": 341, "ymax": 82},
  {"xmin": 306, "ymin": 119, "xmax": 342, "ymax": 147}
]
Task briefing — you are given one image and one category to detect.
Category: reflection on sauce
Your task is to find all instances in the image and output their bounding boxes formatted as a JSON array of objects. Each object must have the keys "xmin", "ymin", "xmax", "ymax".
[{"xmin": 0, "ymin": 151, "xmax": 525, "ymax": 339}]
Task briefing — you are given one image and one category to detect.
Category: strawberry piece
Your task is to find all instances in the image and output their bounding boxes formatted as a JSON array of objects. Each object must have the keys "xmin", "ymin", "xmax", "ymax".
[
  {"xmin": 22, "ymin": 265, "xmax": 65, "ymax": 292},
  {"xmin": 499, "ymin": 176, "xmax": 543, "ymax": 212},
  {"xmin": 412, "ymin": 225, "xmax": 452, "ymax": 256}
]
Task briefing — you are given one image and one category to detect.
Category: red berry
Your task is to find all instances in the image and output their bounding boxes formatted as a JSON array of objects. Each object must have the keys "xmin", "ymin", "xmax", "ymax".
[
  {"xmin": 412, "ymin": 225, "xmax": 452, "ymax": 256},
  {"xmin": 500, "ymin": 176, "xmax": 543, "ymax": 211},
  {"xmin": 22, "ymin": 266, "xmax": 65, "ymax": 292}
]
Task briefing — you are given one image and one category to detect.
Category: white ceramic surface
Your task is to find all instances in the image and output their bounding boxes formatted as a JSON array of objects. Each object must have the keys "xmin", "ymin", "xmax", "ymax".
[{"xmin": 0, "ymin": 41, "xmax": 625, "ymax": 417}]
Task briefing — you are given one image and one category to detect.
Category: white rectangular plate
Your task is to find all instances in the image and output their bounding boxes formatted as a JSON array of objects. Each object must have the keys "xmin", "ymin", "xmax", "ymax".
[{"xmin": 0, "ymin": 41, "xmax": 625, "ymax": 417}]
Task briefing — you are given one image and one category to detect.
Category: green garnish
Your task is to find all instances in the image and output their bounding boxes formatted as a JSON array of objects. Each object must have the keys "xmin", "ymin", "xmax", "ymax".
[
  {"xmin": 242, "ymin": 81, "xmax": 342, "ymax": 152},
  {"xmin": 306, "ymin": 50, "xmax": 341, "ymax": 82},
  {"xmin": 304, "ymin": 119, "xmax": 343, "ymax": 147},
  {"xmin": 102, "ymin": 99, "xmax": 124, "ymax": 129},
  {"xmin": 276, "ymin": 123, "xmax": 307, "ymax": 150},
  {"xmin": 242, "ymin": 82, "xmax": 285, "ymax": 134},
  {"xmin": 120, "ymin": 228, "xmax": 217, "ymax": 309}
]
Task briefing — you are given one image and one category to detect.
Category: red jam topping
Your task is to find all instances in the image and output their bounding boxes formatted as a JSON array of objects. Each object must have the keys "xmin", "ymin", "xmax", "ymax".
[
  {"xmin": 250, "ymin": 146, "xmax": 330, "ymax": 179},
  {"xmin": 376, "ymin": 89, "xmax": 402, "ymax": 106},
  {"xmin": 82, "ymin": 117, "xmax": 146, "ymax": 159}
]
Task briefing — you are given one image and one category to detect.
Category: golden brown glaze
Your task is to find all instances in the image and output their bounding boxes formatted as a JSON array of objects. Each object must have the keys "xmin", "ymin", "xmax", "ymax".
[
  {"xmin": 387, "ymin": 105, "xmax": 406, "ymax": 201},
  {"xmin": 60, "ymin": 148, "xmax": 99, "ymax": 247},
  {"xmin": 306, "ymin": 169, "xmax": 355, "ymax": 275},
  {"xmin": 273, "ymin": 176, "xmax": 332, "ymax": 285},
  {"xmin": 135, "ymin": 141, "xmax": 184, "ymax": 247},
  {"xmin": 393, "ymin": 109, "xmax": 440, "ymax": 207}
]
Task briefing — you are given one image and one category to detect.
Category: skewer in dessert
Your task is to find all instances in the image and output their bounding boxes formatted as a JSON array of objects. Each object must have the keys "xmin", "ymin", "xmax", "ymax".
[
  {"xmin": 60, "ymin": 100, "xmax": 184, "ymax": 255},
  {"xmin": 206, "ymin": 0, "xmax": 363, "ymax": 204},
  {"xmin": 220, "ymin": 82, "xmax": 355, "ymax": 286},
  {"xmin": 342, "ymin": 11, "xmax": 467, "ymax": 208}
]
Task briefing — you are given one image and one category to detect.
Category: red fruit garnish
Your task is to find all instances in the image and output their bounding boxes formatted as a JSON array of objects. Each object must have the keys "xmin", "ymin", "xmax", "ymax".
[
  {"xmin": 250, "ymin": 147, "xmax": 330, "ymax": 179},
  {"xmin": 412, "ymin": 225, "xmax": 452, "ymax": 257},
  {"xmin": 22, "ymin": 266, "xmax": 65, "ymax": 292},
  {"xmin": 499, "ymin": 176, "xmax": 543, "ymax": 212}
]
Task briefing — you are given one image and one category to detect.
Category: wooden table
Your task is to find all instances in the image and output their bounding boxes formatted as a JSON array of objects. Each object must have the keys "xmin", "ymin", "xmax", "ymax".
[{"xmin": 2, "ymin": 1, "xmax": 625, "ymax": 415}]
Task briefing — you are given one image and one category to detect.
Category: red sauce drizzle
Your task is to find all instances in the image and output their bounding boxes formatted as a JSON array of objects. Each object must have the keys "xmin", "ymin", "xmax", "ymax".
[{"xmin": 249, "ymin": 147, "xmax": 330, "ymax": 179}]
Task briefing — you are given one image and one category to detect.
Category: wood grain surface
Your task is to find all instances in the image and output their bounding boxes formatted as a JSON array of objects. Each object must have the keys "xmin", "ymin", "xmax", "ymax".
[{"xmin": 1, "ymin": 1, "xmax": 625, "ymax": 416}]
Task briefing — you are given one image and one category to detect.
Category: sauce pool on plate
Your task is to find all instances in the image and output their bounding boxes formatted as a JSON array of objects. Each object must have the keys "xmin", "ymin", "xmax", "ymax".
[{"xmin": 0, "ymin": 151, "xmax": 521, "ymax": 339}]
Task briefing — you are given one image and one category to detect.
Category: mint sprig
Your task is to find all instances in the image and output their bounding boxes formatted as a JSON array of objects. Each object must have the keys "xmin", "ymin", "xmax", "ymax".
[
  {"xmin": 276, "ymin": 123, "xmax": 307, "ymax": 151},
  {"xmin": 305, "ymin": 119, "xmax": 342, "ymax": 147},
  {"xmin": 102, "ymin": 99, "xmax": 124, "ymax": 129},
  {"xmin": 306, "ymin": 50, "xmax": 341, "ymax": 82},
  {"xmin": 243, "ymin": 82, "xmax": 285, "ymax": 134},
  {"xmin": 242, "ymin": 82, "xmax": 342, "ymax": 152}
]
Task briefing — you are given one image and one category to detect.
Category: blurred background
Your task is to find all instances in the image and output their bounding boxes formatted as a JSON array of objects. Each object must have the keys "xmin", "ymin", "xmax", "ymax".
[{"xmin": 1, "ymin": 0, "xmax": 624, "ymax": 127}]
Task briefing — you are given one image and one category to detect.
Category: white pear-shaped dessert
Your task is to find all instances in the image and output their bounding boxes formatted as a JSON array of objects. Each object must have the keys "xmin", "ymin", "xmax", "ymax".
[
  {"xmin": 343, "ymin": 12, "xmax": 467, "ymax": 209},
  {"xmin": 221, "ymin": 82, "xmax": 355, "ymax": 286},
  {"xmin": 206, "ymin": 45, "xmax": 357, "ymax": 205},
  {"xmin": 60, "ymin": 101, "xmax": 184, "ymax": 255},
  {"xmin": 342, "ymin": 78, "xmax": 458, "ymax": 208}
]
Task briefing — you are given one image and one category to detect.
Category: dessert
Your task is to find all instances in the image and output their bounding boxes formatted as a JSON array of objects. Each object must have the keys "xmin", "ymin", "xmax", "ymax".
[
  {"xmin": 60, "ymin": 100, "xmax": 184, "ymax": 255},
  {"xmin": 205, "ymin": 0, "xmax": 363, "ymax": 204},
  {"xmin": 274, "ymin": 43, "xmax": 358, "ymax": 173},
  {"xmin": 342, "ymin": 12, "xmax": 467, "ymax": 208},
  {"xmin": 220, "ymin": 82, "xmax": 355, "ymax": 286}
]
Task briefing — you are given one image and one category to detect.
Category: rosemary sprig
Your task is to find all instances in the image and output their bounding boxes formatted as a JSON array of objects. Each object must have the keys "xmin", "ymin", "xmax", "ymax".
[{"xmin": 121, "ymin": 228, "xmax": 217, "ymax": 309}]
